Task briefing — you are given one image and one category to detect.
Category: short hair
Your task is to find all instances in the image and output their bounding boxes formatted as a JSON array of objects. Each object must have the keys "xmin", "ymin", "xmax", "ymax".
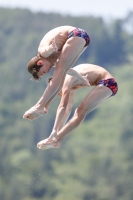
[{"xmin": 27, "ymin": 54, "xmax": 43, "ymax": 81}]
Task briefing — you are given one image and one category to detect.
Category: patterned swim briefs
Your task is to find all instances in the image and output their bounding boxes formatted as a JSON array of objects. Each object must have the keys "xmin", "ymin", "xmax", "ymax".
[
  {"xmin": 98, "ymin": 78, "xmax": 118, "ymax": 96},
  {"xmin": 68, "ymin": 28, "xmax": 90, "ymax": 47}
]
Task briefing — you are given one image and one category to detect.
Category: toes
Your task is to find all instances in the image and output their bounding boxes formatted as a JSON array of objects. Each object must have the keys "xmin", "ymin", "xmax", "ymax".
[{"xmin": 23, "ymin": 114, "xmax": 34, "ymax": 120}]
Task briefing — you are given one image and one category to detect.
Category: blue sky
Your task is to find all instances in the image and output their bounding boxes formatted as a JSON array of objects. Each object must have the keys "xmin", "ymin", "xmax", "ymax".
[{"xmin": 0, "ymin": 0, "xmax": 132, "ymax": 19}]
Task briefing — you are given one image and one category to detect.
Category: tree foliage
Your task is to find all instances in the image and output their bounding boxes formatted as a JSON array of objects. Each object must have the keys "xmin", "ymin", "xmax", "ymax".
[{"xmin": 0, "ymin": 7, "xmax": 133, "ymax": 200}]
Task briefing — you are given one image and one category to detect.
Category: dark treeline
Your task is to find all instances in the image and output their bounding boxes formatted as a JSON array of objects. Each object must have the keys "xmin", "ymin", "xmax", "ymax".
[{"xmin": 0, "ymin": 7, "xmax": 133, "ymax": 200}]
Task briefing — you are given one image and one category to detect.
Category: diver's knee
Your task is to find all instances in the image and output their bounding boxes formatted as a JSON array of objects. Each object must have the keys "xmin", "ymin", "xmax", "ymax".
[
  {"xmin": 76, "ymin": 106, "xmax": 86, "ymax": 117},
  {"xmin": 74, "ymin": 107, "xmax": 86, "ymax": 123}
]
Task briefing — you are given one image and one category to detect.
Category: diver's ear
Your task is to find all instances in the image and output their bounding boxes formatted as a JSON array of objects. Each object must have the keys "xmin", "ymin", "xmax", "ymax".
[{"xmin": 37, "ymin": 60, "xmax": 43, "ymax": 66}]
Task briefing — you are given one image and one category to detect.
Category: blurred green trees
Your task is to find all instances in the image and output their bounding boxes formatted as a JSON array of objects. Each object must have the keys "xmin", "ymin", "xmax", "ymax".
[{"xmin": 0, "ymin": 7, "xmax": 133, "ymax": 200}]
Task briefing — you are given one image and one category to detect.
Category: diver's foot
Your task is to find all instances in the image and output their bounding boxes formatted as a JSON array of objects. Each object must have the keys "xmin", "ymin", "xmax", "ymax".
[
  {"xmin": 23, "ymin": 106, "xmax": 47, "ymax": 120},
  {"xmin": 37, "ymin": 138, "xmax": 60, "ymax": 150}
]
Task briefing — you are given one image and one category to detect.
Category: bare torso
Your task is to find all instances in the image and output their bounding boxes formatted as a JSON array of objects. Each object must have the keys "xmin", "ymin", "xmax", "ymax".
[
  {"xmin": 39, "ymin": 26, "xmax": 76, "ymax": 50},
  {"xmin": 63, "ymin": 64, "xmax": 113, "ymax": 92},
  {"xmin": 38, "ymin": 26, "xmax": 76, "ymax": 64}
]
